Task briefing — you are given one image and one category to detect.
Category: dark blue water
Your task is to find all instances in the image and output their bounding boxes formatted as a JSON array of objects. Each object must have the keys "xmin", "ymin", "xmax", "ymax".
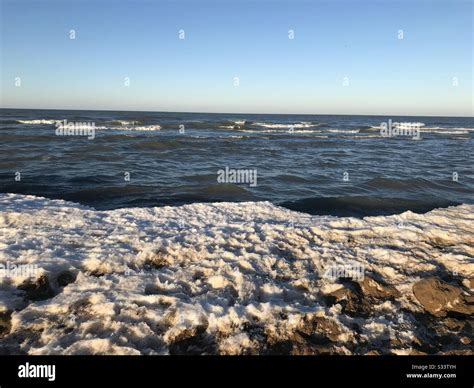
[{"xmin": 1, "ymin": 108, "xmax": 473, "ymax": 216}]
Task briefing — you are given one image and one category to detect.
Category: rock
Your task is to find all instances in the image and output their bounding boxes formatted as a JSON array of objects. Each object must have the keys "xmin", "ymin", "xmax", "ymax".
[
  {"xmin": 18, "ymin": 275, "xmax": 55, "ymax": 301},
  {"xmin": 412, "ymin": 278, "xmax": 472, "ymax": 317},
  {"xmin": 264, "ymin": 340, "xmax": 293, "ymax": 355},
  {"xmin": 168, "ymin": 325, "xmax": 215, "ymax": 355},
  {"xmin": 263, "ymin": 315, "xmax": 347, "ymax": 355},
  {"xmin": 0, "ymin": 311, "xmax": 12, "ymax": 338},
  {"xmin": 325, "ymin": 275, "xmax": 400, "ymax": 316},
  {"xmin": 268, "ymin": 333, "xmax": 341, "ymax": 355},
  {"xmin": 462, "ymin": 278, "xmax": 474, "ymax": 290},
  {"xmin": 409, "ymin": 349, "xmax": 428, "ymax": 355},
  {"xmin": 357, "ymin": 276, "xmax": 401, "ymax": 299},
  {"xmin": 365, "ymin": 350, "xmax": 381, "ymax": 355},
  {"xmin": 57, "ymin": 271, "xmax": 76, "ymax": 287},
  {"xmin": 409, "ymin": 312, "xmax": 472, "ymax": 354},
  {"xmin": 297, "ymin": 315, "xmax": 342, "ymax": 344},
  {"xmin": 326, "ymin": 286, "xmax": 370, "ymax": 316}
]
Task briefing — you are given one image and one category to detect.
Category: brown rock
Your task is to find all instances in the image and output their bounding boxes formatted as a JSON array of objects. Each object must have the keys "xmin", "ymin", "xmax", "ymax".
[
  {"xmin": 466, "ymin": 278, "xmax": 474, "ymax": 290},
  {"xmin": 412, "ymin": 278, "xmax": 472, "ymax": 317},
  {"xmin": 365, "ymin": 350, "xmax": 381, "ymax": 355},
  {"xmin": 0, "ymin": 311, "xmax": 12, "ymax": 338},
  {"xmin": 357, "ymin": 276, "xmax": 401, "ymax": 299},
  {"xmin": 18, "ymin": 275, "xmax": 55, "ymax": 301},
  {"xmin": 168, "ymin": 327, "xmax": 215, "ymax": 355},
  {"xmin": 325, "ymin": 275, "xmax": 400, "ymax": 317},
  {"xmin": 297, "ymin": 315, "xmax": 343, "ymax": 344}
]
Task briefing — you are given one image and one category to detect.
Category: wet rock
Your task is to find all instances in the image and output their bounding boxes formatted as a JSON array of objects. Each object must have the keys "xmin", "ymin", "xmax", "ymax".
[
  {"xmin": 409, "ymin": 349, "xmax": 428, "ymax": 355},
  {"xmin": 365, "ymin": 350, "xmax": 381, "ymax": 355},
  {"xmin": 263, "ymin": 315, "xmax": 347, "ymax": 355},
  {"xmin": 444, "ymin": 317, "xmax": 466, "ymax": 331},
  {"xmin": 462, "ymin": 278, "xmax": 474, "ymax": 290},
  {"xmin": 18, "ymin": 275, "xmax": 55, "ymax": 301},
  {"xmin": 169, "ymin": 333, "xmax": 216, "ymax": 355},
  {"xmin": 57, "ymin": 271, "xmax": 77, "ymax": 287},
  {"xmin": 325, "ymin": 275, "xmax": 400, "ymax": 317},
  {"xmin": 409, "ymin": 311, "xmax": 473, "ymax": 354},
  {"xmin": 439, "ymin": 349, "xmax": 473, "ymax": 355},
  {"xmin": 357, "ymin": 276, "xmax": 400, "ymax": 299},
  {"xmin": 297, "ymin": 315, "xmax": 342, "ymax": 344},
  {"xmin": 0, "ymin": 311, "xmax": 12, "ymax": 338},
  {"xmin": 242, "ymin": 323, "xmax": 266, "ymax": 342},
  {"xmin": 168, "ymin": 325, "xmax": 215, "ymax": 355},
  {"xmin": 266, "ymin": 333, "xmax": 341, "ymax": 355},
  {"xmin": 326, "ymin": 286, "xmax": 371, "ymax": 316},
  {"xmin": 264, "ymin": 339, "xmax": 294, "ymax": 355},
  {"xmin": 89, "ymin": 270, "xmax": 105, "ymax": 277},
  {"xmin": 412, "ymin": 277, "xmax": 472, "ymax": 317}
]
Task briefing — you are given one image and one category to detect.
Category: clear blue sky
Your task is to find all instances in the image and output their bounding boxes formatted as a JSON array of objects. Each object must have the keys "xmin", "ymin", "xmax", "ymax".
[{"xmin": 0, "ymin": 0, "xmax": 472, "ymax": 116}]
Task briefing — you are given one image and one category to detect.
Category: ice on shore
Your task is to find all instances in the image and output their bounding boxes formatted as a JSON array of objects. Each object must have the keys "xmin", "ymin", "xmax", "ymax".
[{"xmin": 0, "ymin": 194, "xmax": 472, "ymax": 355}]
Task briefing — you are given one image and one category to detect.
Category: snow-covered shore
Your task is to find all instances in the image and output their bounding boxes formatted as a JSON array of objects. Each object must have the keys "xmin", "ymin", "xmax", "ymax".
[{"xmin": 0, "ymin": 194, "xmax": 472, "ymax": 355}]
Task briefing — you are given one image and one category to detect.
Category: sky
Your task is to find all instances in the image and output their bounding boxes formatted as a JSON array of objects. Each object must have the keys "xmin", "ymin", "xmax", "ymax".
[{"xmin": 0, "ymin": 0, "xmax": 472, "ymax": 116}]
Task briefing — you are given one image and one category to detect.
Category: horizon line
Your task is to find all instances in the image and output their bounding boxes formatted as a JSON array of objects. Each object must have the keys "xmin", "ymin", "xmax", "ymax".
[{"xmin": 1, "ymin": 106, "xmax": 472, "ymax": 118}]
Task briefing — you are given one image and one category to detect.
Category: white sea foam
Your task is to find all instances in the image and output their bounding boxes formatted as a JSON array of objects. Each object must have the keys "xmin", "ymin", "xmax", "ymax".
[
  {"xmin": 370, "ymin": 124, "xmax": 473, "ymax": 135},
  {"xmin": 239, "ymin": 129, "xmax": 324, "ymax": 134},
  {"xmin": 0, "ymin": 193, "xmax": 472, "ymax": 355},
  {"xmin": 253, "ymin": 121, "xmax": 315, "ymax": 128},
  {"xmin": 371, "ymin": 122, "xmax": 426, "ymax": 129},
  {"xmin": 112, "ymin": 120, "xmax": 137, "ymax": 126},
  {"xmin": 98, "ymin": 124, "xmax": 162, "ymax": 132},
  {"xmin": 15, "ymin": 119, "xmax": 161, "ymax": 132},
  {"xmin": 17, "ymin": 119, "xmax": 58, "ymax": 125},
  {"xmin": 327, "ymin": 129, "xmax": 360, "ymax": 133},
  {"xmin": 120, "ymin": 125, "xmax": 161, "ymax": 131},
  {"xmin": 420, "ymin": 127, "xmax": 472, "ymax": 135},
  {"xmin": 420, "ymin": 126, "xmax": 474, "ymax": 131}
]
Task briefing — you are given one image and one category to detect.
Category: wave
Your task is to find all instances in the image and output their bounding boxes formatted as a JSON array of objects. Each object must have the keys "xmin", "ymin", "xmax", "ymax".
[
  {"xmin": 420, "ymin": 128, "xmax": 472, "ymax": 135},
  {"xmin": 6, "ymin": 119, "xmax": 161, "ymax": 131},
  {"xmin": 238, "ymin": 128, "xmax": 324, "ymax": 134},
  {"xmin": 86, "ymin": 124, "xmax": 162, "ymax": 132},
  {"xmin": 280, "ymin": 195, "xmax": 459, "ymax": 217},
  {"xmin": 420, "ymin": 126, "xmax": 474, "ymax": 131},
  {"xmin": 359, "ymin": 125, "xmax": 473, "ymax": 137},
  {"xmin": 111, "ymin": 125, "xmax": 161, "ymax": 131},
  {"xmin": 107, "ymin": 120, "xmax": 144, "ymax": 126},
  {"xmin": 252, "ymin": 121, "xmax": 317, "ymax": 129},
  {"xmin": 370, "ymin": 122, "xmax": 426, "ymax": 129},
  {"xmin": 327, "ymin": 129, "xmax": 360, "ymax": 134},
  {"xmin": 185, "ymin": 120, "xmax": 250, "ymax": 130},
  {"xmin": 17, "ymin": 119, "xmax": 58, "ymax": 125},
  {"xmin": 200, "ymin": 183, "xmax": 253, "ymax": 196}
]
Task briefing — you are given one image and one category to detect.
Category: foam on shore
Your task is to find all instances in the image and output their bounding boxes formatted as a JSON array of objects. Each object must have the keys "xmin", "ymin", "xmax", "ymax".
[{"xmin": 0, "ymin": 194, "xmax": 472, "ymax": 355}]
